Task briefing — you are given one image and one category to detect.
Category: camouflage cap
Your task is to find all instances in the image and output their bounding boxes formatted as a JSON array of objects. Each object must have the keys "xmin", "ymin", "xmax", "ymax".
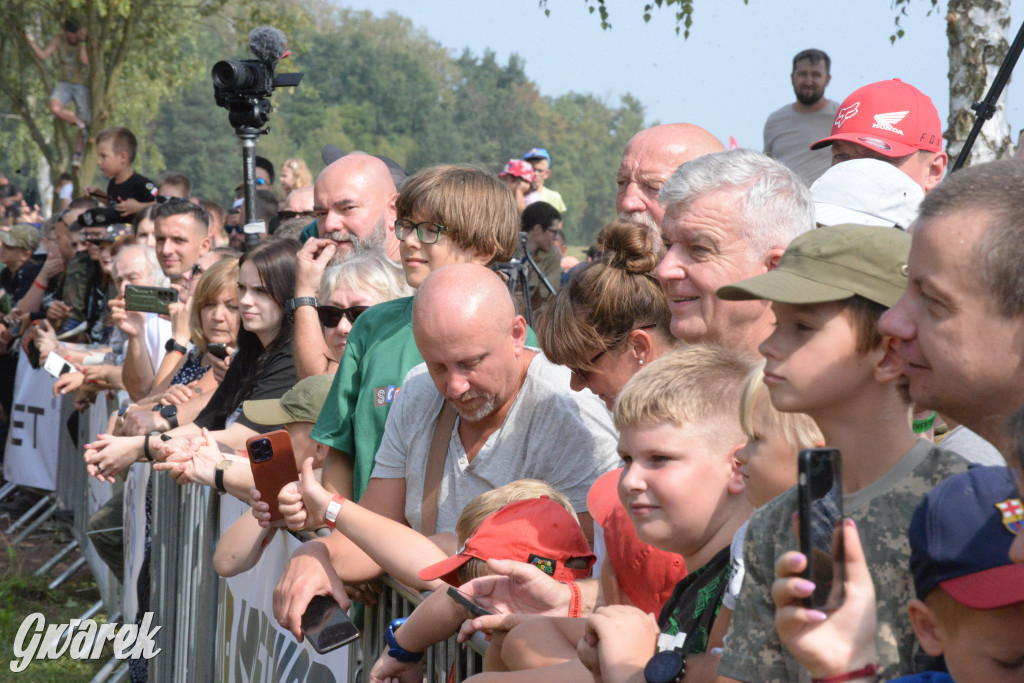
[
  {"xmin": 1, "ymin": 224, "xmax": 41, "ymax": 252},
  {"xmin": 242, "ymin": 373, "xmax": 334, "ymax": 426},
  {"xmin": 716, "ymin": 224, "xmax": 910, "ymax": 308}
]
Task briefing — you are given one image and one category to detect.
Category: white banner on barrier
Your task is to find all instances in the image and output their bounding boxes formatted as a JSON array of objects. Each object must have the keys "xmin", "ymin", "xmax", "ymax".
[
  {"xmin": 218, "ymin": 496, "xmax": 350, "ymax": 682},
  {"xmin": 3, "ymin": 350, "xmax": 61, "ymax": 490}
]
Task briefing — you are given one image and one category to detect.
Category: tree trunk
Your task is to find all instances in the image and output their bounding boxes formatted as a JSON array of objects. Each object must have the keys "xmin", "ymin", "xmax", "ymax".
[{"xmin": 946, "ymin": 0, "xmax": 1012, "ymax": 166}]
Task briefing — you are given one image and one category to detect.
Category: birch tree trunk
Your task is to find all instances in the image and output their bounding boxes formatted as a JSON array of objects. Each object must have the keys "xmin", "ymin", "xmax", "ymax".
[{"xmin": 946, "ymin": 0, "xmax": 1013, "ymax": 165}]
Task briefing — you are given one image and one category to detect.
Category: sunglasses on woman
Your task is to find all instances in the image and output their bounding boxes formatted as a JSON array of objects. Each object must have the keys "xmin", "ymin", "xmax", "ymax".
[{"xmin": 317, "ymin": 305, "xmax": 370, "ymax": 327}]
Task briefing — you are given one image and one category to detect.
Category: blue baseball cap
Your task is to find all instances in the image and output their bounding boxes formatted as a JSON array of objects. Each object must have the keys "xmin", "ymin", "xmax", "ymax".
[
  {"xmin": 909, "ymin": 466, "xmax": 1024, "ymax": 608},
  {"xmin": 523, "ymin": 147, "xmax": 550, "ymax": 163}
]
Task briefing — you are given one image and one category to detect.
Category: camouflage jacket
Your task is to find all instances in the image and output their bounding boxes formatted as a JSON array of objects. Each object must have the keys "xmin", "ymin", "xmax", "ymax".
[{"xmin": 718, "ymin": 440, "xmax": 969, "ymax": 683}]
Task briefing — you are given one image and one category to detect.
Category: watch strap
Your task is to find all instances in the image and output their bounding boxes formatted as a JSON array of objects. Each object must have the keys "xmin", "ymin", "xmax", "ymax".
[
  {"xmin": 164, "ymin": 338, "xmax": 188, "ymax": 355},
  {"xmin": 384, "ymin": 618, "xmax": 424, "ymax": 663},
  {"xmin": 215, "ymin": 460, "xmax": 230, "ymax": 494},
  {"xmin": 285, "ymin": 297, "xmax": 318, "ymax": 321}
]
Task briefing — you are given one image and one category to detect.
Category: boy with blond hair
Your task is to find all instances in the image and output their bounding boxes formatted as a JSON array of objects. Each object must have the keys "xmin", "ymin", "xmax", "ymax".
[
  {"xmin": 487, "ymin": 345, "xmax": 755, "ymax": 683},
  {"xmin": 715, "ymin": 224, "xmax": 970, "ymax": 681}
]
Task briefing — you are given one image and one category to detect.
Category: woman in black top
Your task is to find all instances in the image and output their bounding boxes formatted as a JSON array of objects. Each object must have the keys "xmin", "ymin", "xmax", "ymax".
[{"xmin": 83, "ymin": 239, "xmax": 300, "ymax": 485}]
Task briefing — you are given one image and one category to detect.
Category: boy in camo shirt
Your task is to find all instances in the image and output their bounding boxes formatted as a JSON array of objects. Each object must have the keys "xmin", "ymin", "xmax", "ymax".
[{"xmin": 714, "ymin": 225, "xmax": 970, "ymax": 682}]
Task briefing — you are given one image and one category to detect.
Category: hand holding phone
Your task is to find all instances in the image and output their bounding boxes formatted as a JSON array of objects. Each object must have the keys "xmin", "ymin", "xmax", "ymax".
[
  {"xmin": 798, "ymin": 448, "xmax": 845, "ymax": 610},
  {"xmin": 43, "ymin": 351, "xmax": 76, "ymax": 379},
  {"xmin": 301, "ymin": 595, "xmax": 360, "ymax": 653},
  {"xmin": 125, "ymin": 285, "xmax": 178, "ymax": 314},
  {"xmin": 247, "ymin": 430, "xmax": 300, "ymax": 523},
  {"xmin": 447, "ymin": 586, "xmax": 499, "ymax": 617}
]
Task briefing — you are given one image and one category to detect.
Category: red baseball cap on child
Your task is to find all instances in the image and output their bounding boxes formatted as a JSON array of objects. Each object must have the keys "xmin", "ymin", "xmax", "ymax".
[
  {"xmin": 417, "ymin": 497, "xmax": 595, "ymax": 586},
  {"xmin": 810, "ymin": 79, "xmax": 943, "ymax": 157},
  {"xmin": 499, "ymin": 159, "xmax": 534, "ymax": 184},
  {"xmin": 588, "ymin": 469, "xmax": 687, "ymax": 615}
]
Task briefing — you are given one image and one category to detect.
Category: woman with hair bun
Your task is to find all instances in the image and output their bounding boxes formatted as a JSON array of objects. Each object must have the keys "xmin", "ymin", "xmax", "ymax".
[{"xmin": 539, "ymin": 219, "xmax": 676, "ymax": 409}]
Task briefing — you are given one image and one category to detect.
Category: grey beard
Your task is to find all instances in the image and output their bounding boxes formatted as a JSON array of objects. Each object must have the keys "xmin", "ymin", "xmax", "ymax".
[
  {"xmin": 618, "ymin": 210, "xmax": 660, "ymax": 237},
  {"xmin": 450, "ymin": 391, "xmax": 499, "ymax": 422},
  {"xmin": 324, "ymin": 214, "xmax": 388, "ymax": 264}
]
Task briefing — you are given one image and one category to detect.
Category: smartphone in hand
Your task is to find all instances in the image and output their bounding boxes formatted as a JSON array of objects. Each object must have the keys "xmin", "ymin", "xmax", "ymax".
[
  {"xmin": 301, "ymin": 595, "xmax": 360, "ymax": 653},
  {"xmin": 125, "ymin": 285, "xmax": 178, "ymax": 315},
  {"xmin": 207, "ymin": 342, "xmax": 229, "ymax": 360},
  {"xmin": 246, "ymin": 430, "xmax": 299, "ymax": 523},
  {"xmin": 797, "ymin": 448, "xmax": 845, "ymax": 610},
  {"xmin": 446, "ymin": 586, "xmax": 499, "ymax": 617}
]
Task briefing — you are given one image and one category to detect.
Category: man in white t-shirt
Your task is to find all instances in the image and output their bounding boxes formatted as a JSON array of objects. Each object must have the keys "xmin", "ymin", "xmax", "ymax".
[
  {"xmin": 763, "ymin": 48, "xmax": 838, "ymax": 186},
  {"xmin": 272, "ymin": 263, "xmax": 619, "ymax": 636}
]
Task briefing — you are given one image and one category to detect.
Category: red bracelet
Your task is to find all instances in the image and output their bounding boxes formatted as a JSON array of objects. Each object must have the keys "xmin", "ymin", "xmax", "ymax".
[
  {"xmin": 811, "ymin": 663, "xmax": 881, "ymax": 683},
  {"xmin": 32, "ymin": 279, "xmax": 46, "ymax": 290},
  {"xmin": 564, "ymin": 580, "xmax": 582, "ymax": 618}
]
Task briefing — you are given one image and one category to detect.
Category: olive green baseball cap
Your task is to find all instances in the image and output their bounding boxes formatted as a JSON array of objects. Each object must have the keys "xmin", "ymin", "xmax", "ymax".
[
  {"xmin": 242, "ymin": 373, "xmax": 334, "ymax": 426},
  {"xmin": 1, "ymin": 224, "xmax": 41, "ymax": 252},
  {"xmin": 716, "ymin": 224, "xmax": 911, "ymax": 308}
]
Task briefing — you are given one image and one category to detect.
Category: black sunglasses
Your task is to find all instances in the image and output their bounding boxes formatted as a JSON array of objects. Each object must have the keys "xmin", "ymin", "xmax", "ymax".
[
  {"xmin": 317, "ymin": 304, "xmax": 370, "ymax": 327},
  {"xmin": 277, "ymin": 210, "xmax": 316, "ymax": 221}
]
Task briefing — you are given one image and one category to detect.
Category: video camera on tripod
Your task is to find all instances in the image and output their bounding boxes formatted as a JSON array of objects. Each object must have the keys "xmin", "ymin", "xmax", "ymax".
[
  {"xmin": 492, "ymin": 233, "xmax": 556, "ymax": 327},
  {"xmin": 212, "ymin": 26, "xmax": 303, "ymax": 249}
]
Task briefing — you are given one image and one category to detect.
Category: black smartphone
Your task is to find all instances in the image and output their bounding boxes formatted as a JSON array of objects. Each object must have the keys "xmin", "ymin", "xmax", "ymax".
[
  {"xmin": 446, "ymin": 586, "xmax": 498, "ymax": 617},
  {"xmin": 26, "ymin": 341, "xmax": 41, "ymax": 369},
  {"xmin": 207, "ymin": 342, "xmax": 229, "ymax": 360},
  {"xmin": 301, "ymin": 595, "xmax": 360, "ymax": 653},
  {"xmin": 798, "ymin": 448, "xmax": 845, "ymax": 610},
  {"xmin": 125, "ymin": 285, "xmax": 178, "ymax": 315}
]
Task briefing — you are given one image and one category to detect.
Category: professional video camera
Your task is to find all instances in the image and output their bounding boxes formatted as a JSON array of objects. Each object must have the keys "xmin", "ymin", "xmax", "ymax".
[
  {"xmin": 212, "ymin": 26, "xmax": 303, "ymax": 131},
  {"xmin": 212, "ymin": 26, "xmax": 303, "ymax": 250}
]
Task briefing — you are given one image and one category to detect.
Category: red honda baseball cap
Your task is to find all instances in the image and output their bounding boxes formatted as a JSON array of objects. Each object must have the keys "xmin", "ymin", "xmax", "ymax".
[
  {"xmin": 417, "ymin": 496, "xmax": 595, "ymax": 586},
  {"xmin": 588, "ymin": 470, "xmax": 686, "ymax": 614},
  {"xmin": 811, "ymin": 79, "xmax": 943, "ymax": 157}
]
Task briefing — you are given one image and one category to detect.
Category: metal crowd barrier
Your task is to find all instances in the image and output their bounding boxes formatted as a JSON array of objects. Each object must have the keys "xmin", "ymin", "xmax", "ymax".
[
  {"xmin": 148, "ymin": 471, "xmax": 220, "ymax": 681},
  {"xmin": 352, "ymin": 576, "xmax": 487, "ymax": 683},
  {"xmin": 52, "ymin": 395, "xmax": 121, "ymax": 610}
]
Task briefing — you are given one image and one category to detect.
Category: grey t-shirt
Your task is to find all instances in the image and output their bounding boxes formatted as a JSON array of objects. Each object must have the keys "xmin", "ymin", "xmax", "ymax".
[
  {"xmin": 372, "ymin": 351, "xmax": 620, "ymax": 534},
  {"xmin": 763, "ymin": 99, "xmax": 839, "ymax": 186},
  {"xmin": 938, "ymin": 425, "xmax": 1005, "ymax": 466}
]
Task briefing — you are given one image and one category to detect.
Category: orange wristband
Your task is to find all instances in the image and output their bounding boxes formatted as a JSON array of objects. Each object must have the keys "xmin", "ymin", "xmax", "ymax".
[{"xmin": 565, "ymin": 581, "xmax": 582, "ymax": 618}]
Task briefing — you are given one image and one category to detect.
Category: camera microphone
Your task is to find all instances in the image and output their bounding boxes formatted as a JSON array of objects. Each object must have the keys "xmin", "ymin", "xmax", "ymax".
[{"xmin": 248, "ymin": 26, "xmax": 287, "ymax": 64}]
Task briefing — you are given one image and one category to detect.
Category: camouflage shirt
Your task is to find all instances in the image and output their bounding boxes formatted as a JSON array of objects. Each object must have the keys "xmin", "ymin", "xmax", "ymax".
[
  {"xmin": 718, "ymin": 440, "xmax": 969, "ymax": 683},
  {"xmin": 62, "ymin": 252, "xmax": 99, "ymax": 327}
]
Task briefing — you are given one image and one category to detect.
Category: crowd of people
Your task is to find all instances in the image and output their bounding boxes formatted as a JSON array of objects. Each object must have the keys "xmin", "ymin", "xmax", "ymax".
[{"xmin": 2, "ymin": 39, "xmax": 1024, "ymax": 683}]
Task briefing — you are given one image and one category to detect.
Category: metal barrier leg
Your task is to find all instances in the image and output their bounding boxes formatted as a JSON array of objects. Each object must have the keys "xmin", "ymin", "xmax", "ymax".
[
  {"xmin": 4, "ymin": 493, "xmax": 54, "ymax": 535},
  {"xmin": 75, "ymin": 599, "xmax": 104, "ymax": 622},
  {"xmin": 0, "ymin": 481, "xmax": 18, "ymax": 502},
  {"xmin": 89, "ymin": 657, "xmax": 128, "ymax": 683},
  {"xmin": 13, "ymin": 500, "xmax": 58, "ymax": 543},
  {"xmin": 90, "ymin": 663, "xmax": 129, "ymax": 683},
  {"xmin": 33, "ymin": 538, "xmax": 79, "ymax": 576},
  {"xmin": 48, "ymin": 555, "xmax": 87, "ymax": 589}
]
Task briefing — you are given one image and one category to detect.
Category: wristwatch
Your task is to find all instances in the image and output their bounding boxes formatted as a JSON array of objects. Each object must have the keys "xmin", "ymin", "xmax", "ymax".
[
  {"xmin": 285, "ymin": 297, "xmax": 318, "ymax": 321},
  {"xmin": 644, "ymin": 650, "xmax": 687, "ymax": 683},
  {"xmin": 215, "ymin": 459, "xmax": 233, "ymax": 494},
  {"xmin": 384, "ymin": 618, "xmax": 424, "ymax": 663},
  {"xmin": 324, "ymin": 495, "xmax": 347, "ymax": 529},
  {"xmin": 164, "ymin": 338, "xmax": 188, "ymax": 356},
  {"xmin": 158, "ymin": 403, "xmax": 179, "ymax": 429}
]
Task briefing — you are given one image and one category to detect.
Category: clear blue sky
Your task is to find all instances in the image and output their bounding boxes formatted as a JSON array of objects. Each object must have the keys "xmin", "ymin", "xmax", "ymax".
[{"xmin": 336, "ymin": 0, "xmax": 1024, "ymax": 153}]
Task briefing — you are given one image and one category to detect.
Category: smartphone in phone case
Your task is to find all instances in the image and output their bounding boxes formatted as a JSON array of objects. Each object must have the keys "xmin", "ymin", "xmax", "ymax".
[
  {"xmin": 246, "ymin": 429, "xmax": 299, "ymax": 523},
  {"xmin": 798, "ymin": 448, "xmax": 845, "ymax": 610},
  {"xmin": 125, "ymin": 285, "xmax": 178, "ymax": 315},
  {"xmin": 301, "ymin": 595, "xmax": 360, "ymax": 653}
]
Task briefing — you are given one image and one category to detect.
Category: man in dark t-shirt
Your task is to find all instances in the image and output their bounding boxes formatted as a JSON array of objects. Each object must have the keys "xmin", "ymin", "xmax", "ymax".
[{"xmin": 0, "ymin": 224, "xmax": 43, "ymax": 309}]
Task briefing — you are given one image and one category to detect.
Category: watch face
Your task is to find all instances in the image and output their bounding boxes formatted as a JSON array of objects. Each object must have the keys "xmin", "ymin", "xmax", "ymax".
[{"xmin": 644, "ymin": 650, "xmax": 684, "ymax": 683}]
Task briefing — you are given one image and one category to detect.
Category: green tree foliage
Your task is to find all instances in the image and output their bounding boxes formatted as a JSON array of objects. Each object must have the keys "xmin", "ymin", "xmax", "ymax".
[{"xmin": 154, "ymin": 5, "xmax": 646, "ymax": 244}]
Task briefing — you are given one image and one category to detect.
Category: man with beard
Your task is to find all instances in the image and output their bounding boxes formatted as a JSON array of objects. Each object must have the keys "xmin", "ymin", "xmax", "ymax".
[
  {"xmin": 763, "ymin": 48, "xmax": 838, "ymax": 186},
  {"xmin": 309, "ymin": 154, "xmax": 399, "ymax": 263},
  {"xmin": 615, "ymin": 123, "xmax": 724, "ymax": 237},
  {"xmin": 272, "ymin": 264, "xmax": 618, "ymax": 639}
]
